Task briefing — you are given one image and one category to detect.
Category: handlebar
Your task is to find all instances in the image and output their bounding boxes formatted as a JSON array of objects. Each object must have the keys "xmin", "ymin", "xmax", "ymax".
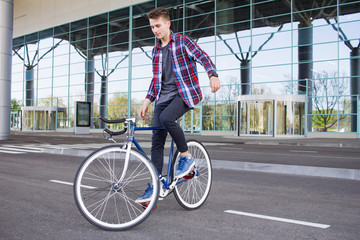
[
  {"xmin": 99, "ymin": 116, "xmax": 126, "ymax": 124},
  {"xmin": 99, "ymin": 116, "xmax": 129, "ymax": 137}
]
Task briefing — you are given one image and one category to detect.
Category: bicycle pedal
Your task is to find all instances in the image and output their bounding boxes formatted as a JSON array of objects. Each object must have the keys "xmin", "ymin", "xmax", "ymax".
[
  {"xmin": 141, "ymin": 202, "xmax": 157, "ymax": 211},
  {"xmin": 182, "ymin": 170, "xmax": 195, "ymax": 179}
]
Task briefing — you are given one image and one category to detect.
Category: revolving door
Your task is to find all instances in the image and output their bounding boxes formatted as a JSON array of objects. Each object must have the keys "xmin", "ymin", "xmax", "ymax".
[
  {"xmin": 22, "ymin": 106, "xmax": 57, "ymax": 131},
  {"xmin": 237, "ymin": 95, "xmax": 305, "ymax": 137}
]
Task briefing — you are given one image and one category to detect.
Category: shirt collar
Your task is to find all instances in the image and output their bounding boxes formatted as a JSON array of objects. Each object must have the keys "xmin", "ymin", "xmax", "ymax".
[{"xmin": 155, "ymin": 31, "xmax": 175, "ymax": 49}]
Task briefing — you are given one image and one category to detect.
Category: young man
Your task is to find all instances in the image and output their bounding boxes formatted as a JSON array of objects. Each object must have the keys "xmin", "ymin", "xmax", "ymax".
[{"xmin": 136, "ymin": 7, "xmax": 220, "ymax": 203}]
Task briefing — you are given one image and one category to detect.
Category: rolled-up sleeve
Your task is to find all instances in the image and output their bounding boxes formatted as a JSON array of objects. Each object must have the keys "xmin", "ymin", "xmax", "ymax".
[{"xmin": 184, "ymin": 36, "xmax": 217, "ymax": 77}]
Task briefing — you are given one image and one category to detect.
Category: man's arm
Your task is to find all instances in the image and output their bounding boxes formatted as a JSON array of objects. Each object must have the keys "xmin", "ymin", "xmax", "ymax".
[
  {"xmin": 184, "ymin": 36, "xmax": 220, "ymax": 93},
  {"xmin": 184, "ymin": 36, "xmax": 217, "ymax": 76}
]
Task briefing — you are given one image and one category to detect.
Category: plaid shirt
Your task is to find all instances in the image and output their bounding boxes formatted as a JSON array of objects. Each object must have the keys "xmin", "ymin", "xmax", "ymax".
[{"xmin": 146, "ymin": 31, "xmax": 217, "ymax": 108}]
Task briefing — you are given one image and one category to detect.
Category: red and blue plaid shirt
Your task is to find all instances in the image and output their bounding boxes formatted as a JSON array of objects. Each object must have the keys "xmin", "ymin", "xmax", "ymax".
[{"xmin": 146, "ymin": 31, "xmax": 217, "ymax": 108}]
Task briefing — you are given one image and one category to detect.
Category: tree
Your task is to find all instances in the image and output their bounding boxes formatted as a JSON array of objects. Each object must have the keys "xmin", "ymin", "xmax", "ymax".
[
  {"xmin": 11, "ymin": 99, "xmax": 22, "ymax": 110},
  {"xmin": 218, "ymin": 76, "xmax": 240, "ymax": 131},
  {"xmin": 201, "ymin": 94, "xmax": 214, "ymax": 131},
  {"xmin": 312, "ymin": 71, "xmax": 349, "ymax": 131},
  {"xmin": 37, "ymin": 97, "xmax": 65, "ymax": 107},
  {"xmin": 282, "ymin": 71, "xmax": 350, "ymax": 132},
  {"xmin": 105, "ymin": 93, "xmax": 141, "ymax": 129}
]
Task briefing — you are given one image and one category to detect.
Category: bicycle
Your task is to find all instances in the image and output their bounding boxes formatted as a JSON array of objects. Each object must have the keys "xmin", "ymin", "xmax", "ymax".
[{"xmin": 73, "ymin": 116, "xmax": 212, "ymax": 231}]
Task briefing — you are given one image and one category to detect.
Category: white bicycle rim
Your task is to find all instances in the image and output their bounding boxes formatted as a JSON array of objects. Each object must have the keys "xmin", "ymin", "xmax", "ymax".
[
  {"xmin": 173, "ymin": 140, "xmax": 212, "ymax": 209},
  {"xmin": 74, "ymin": 146, "xmax": 159, "ymax": 230}
]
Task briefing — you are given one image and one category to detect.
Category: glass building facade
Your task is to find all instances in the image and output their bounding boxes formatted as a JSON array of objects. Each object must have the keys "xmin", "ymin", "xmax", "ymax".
[{"xmin": 10, "ymin": 0, "xmax": 360, "ymax": 136}]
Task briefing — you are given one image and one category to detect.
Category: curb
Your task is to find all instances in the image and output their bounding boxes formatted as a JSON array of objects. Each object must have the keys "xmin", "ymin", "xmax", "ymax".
[
  {"xmin": 42, "ymin": 148, "xmax": 360, "ymax": 181},
  {"xmin": 212, "ymin": 160, "xmax": 360, "ymax": 181}
]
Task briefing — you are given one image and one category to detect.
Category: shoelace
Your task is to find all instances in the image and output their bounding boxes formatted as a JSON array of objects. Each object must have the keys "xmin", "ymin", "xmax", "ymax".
[{"xmin": 177, "ymin": 157, "xmax": 188, "ymax": 171}]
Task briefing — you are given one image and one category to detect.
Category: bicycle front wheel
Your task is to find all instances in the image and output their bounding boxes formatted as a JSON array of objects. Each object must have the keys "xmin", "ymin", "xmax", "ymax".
[
  {"xmin": 73, "ymin": 145, "xmax": 159, "ymax": 231},
  {"xmin": 172, "ymin": 140, "xmax": 212, "ymax": 210}
]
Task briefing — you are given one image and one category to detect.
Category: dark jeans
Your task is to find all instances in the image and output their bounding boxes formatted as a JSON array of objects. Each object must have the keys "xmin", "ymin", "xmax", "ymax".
[{"xmin": 151, "ymin": 94, "xmax": 190, "ymax": 174}]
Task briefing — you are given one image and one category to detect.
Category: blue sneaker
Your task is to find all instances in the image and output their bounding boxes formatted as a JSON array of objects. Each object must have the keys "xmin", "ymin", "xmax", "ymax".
[
  {"xmin": 175, "ymin": 155, "xmax": 195, "ymax": 179},
  {"xmin": 135, "ymin": 183, "xmax": 153, "ymax": 204}
]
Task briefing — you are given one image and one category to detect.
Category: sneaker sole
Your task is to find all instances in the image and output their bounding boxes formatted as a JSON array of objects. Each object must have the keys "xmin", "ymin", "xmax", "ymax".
[{"xmin": 135, "ymin": 197, "xmax": 152, "ymax": 204}]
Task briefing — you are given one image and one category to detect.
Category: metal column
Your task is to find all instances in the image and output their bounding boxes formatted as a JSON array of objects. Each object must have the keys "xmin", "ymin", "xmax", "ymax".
[
  {"xmin": 0, "ymin": 0, "xmax": 13, "ymax": 140},
  {"xmin": 298, "ymin": 23, "xmax": 313, "ymax": 133}
]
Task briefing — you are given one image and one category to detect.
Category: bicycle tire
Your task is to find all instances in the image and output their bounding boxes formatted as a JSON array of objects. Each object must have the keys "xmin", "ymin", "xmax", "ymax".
[
  {"xmin": 73, "ymin": 145, "xmax": 159, "ymax": 231},
  {"xmin": 171, "ymin": 140, "xmax": 212, "ymax": 210}
]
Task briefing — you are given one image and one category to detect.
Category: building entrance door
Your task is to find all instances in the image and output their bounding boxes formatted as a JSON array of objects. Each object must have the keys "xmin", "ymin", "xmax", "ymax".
[
  {"xmin": 22, "ymin": 106, "xmax": 57, "ymax": 131},
  {"xmin": 240, "ymin": 100, "xmax": 274, "ymax": 136},
  {"xmin": 237, "ymin": 95, "xmax": 306, "ymax": 137}
]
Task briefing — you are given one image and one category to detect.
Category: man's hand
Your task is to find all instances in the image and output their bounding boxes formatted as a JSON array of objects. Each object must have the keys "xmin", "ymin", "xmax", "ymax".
[
  {"xmin": 210, "ymin": 76, "xmax": 221, "ymax": 93},
  {"xmin": 139, "ymin": 98, "xmax": 151, "ymax": 120}
]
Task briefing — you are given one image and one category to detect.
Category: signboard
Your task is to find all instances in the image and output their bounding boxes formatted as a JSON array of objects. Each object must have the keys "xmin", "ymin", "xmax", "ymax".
[
  {"xmin": 76, "ymin": 102, "xmax": 91, "ymax": 127},
  {"xmin": 75, "ymin": 101, "xmax": 91, "ymax": 134}
]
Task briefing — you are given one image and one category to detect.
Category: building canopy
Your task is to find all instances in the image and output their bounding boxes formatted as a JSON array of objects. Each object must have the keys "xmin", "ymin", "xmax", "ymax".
[{"xmin": 12, "ymin": 0, "xmax": 360, "ymax": 56}]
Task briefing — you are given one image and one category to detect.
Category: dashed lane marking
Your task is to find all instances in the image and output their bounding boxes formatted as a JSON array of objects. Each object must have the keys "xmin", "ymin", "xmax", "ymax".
[
  {"xmin": 224, "ymin": 210, "xmax": 330, "ymax": 229},
  {"xmin": 289, "ymin": 150, "xmax": 318, "ymax": 153},
  {"xmin": 49, "ymin": 180, "xmax": 97, "ymax": 189}
]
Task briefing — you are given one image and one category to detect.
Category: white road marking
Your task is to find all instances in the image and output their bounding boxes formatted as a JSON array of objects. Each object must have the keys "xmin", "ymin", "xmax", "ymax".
[
  {"xmin": 236, "ymin": 151, "xmax": 359, "ymax": 160},
  {"xmin": 0, "ymin": 149, "xmax": 23, "ymax": 154},
  {"xmin": 220, "ymin": 147, "xmax": 244, "ymax": 150},
  {"xmin": 0, "ymin": 145, "xmax": 42, "ymax": 152},
  {"xmin": 224, "ymin": 210, "xmax": 330, "ymax": 229},
  {"xmin": 289, "ymin": 150, "xmax": 317, "ymax": 153},
  {"xmin": 0, "ymin": 146, "xmax": 41, "ymax": 153},
  {"xmin": 2, "ymin": 145, "xmax": 43, "ymax": 151},
  {"xmin": 49, "ymin": 180, "xmax": 97, "ymax": 189}
]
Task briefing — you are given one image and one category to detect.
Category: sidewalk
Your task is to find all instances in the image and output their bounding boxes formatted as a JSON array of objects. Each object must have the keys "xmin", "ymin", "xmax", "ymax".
[
  {"xmin": 3, "ymin": 131, "xmax": 360, "ymax": 181},
  {"xmin": 7, "ymin": 130, "xmax": 360, "ymax": 148}
]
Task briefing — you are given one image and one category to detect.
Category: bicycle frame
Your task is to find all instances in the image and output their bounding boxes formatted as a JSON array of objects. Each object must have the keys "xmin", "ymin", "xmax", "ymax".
[{"xmin": 129, "ymin": 124, "xmax": 178, "ymax": 192}]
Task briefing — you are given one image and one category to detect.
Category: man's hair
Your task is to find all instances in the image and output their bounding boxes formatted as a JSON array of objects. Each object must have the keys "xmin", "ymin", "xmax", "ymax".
[{"xmin": 147, "ymin": 7, "xmax": 170, "ymax": 21}]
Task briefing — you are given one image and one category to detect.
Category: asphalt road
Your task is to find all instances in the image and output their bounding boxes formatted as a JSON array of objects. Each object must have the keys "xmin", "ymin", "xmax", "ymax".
[{"xmin": 1, "ymin": 152, "xmax": 359, "ymax": 240}]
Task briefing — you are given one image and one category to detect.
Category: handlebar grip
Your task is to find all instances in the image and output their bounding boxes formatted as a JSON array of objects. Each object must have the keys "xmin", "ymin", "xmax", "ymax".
[{"xmin": 99, "ymin": 116, "xmax": 126, "ymax": 124}]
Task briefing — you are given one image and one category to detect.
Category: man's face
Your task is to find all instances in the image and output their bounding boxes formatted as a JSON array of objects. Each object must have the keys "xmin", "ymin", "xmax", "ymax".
[{"xmin": 149, "ymin": 16, "xmax": 170, "ymax": 40}]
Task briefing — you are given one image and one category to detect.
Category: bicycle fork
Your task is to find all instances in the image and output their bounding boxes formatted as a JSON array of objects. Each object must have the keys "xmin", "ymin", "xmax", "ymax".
[{"xmin": 114, "ymin": 141, "xmax": 132, "ymax": 187}]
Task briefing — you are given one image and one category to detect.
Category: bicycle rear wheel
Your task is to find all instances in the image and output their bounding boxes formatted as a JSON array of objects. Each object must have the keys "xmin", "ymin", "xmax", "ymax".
[
  {"xmin": 172, "ymin": 140, "xmax": 212, "ymax": 210},
  {"xmin": 73, "ymin": 145, "xmax": 159, "ymax": 231}
]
